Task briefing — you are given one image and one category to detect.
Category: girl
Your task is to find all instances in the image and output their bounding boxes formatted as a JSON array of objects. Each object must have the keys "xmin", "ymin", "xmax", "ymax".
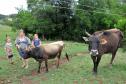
[{"xmin": 4, "ymin": 36, "xmax": 14, "ymax": 64}]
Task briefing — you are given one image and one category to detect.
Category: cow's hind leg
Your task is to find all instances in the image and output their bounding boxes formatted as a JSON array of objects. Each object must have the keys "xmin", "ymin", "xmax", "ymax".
[
  {"xmin": 110, "ymin": 50, "xmax": 117, "ymax": 66},
  {"xmin": 38, "ymin": 61, "xmax": 42, "ymax": 73},
  {"xmin": 56, "ymin": 51, "xmax": 61, "ymax": 68}
]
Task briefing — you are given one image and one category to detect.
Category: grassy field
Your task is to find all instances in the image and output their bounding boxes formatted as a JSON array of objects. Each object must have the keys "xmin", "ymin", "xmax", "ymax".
[{"xmin": 0, "ymin": 24, "xmax": 126, "ymax": 84}]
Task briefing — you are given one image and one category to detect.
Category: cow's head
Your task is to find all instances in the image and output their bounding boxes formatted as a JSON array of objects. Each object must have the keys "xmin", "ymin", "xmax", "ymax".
[
  {"xmin": 83, "ymin": 31, "xmax": 107, "ymax": 56},
  {"xmin": 25, "ymin": 46, "xmax": 44, "ymax": 59},
  {"xmin": 24, "ymin": 45, "xmax": 35, "ymax": 58}
]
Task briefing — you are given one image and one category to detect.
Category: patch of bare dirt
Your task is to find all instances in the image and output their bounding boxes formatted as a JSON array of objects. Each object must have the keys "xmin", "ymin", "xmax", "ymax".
[
  {"xmin": 0, "ymin": 78, "xmax": 12, "ymax": 84},
  {"xmin": 20, "ymin": 51, "xmax": 88, "ymax": 83},
  {"xmin": 73, "ymin": 80, "xmax": 78, "ymax": 84},
  {"xmin": 0, "ymin": 56, "xmax": 6, "ymax": 61},
  {"xmin": 75, "ymin": 51, "xmax": 89, "ymax": 56},
  {"xmin": 21, "ymin": 76, "xmax": 34, "ymax": 84},
  {"xmin": 30, "ymin": 57, "xmax": 68, "ymax": 76},
  {"xmin": 89, "ymin": 78, "xmax": 103, "ymax": 84}
]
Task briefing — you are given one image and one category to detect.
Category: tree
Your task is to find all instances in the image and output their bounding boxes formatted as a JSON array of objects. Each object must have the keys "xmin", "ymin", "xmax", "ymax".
[
  {"xmin": 12, "ymin": 0, "xmax": 126, "ymax": 42},
  {"xmin": 12, "ymin": 9, "xmax": 37, "ymax": 34}
]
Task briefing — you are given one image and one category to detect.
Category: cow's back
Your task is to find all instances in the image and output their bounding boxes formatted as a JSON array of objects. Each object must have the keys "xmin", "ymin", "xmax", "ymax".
[
  {"xmin": 96, "ymin": 30, "xmax": 123, "ymax": 55},
  {"xmin": 42, "ymin": 41, "xmax": 64, "ymax": 59}
]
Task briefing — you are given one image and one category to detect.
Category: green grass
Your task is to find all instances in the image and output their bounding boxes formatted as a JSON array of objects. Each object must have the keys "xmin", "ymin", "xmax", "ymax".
[{"xmin": 0, "ymin": 25, "xmax": 126, "ymax": 84}]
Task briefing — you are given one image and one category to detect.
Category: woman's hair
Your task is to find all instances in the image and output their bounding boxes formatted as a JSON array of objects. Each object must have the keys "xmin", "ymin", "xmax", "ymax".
[
  {"xmin": 33, "ymin": 34, "xmax": 39, "ymax": 40},
  {"xmin": 34, "ymin": 33, "xmax": 38, "ymax": 36},
  {"xmin": 19, "ymin": 29, "xmax": 25, "ymax": 37}
]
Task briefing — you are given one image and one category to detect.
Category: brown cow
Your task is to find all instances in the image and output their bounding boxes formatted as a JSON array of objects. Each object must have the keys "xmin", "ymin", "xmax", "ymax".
[
  {"xmin": 25, "ymin": 41, "xmax": 69, "ymax": 73},
  {"xmin": 83, "ymin": 29, "xmax": 123, "ymax": 75}
]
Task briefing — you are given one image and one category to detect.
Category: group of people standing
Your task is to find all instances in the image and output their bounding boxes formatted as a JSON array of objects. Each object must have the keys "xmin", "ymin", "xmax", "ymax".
[{"xmin": 4, "ymin": 29, "xmax": 42, "ymax": 68}]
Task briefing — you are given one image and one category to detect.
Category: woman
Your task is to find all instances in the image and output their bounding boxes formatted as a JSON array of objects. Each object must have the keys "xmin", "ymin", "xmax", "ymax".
[{"xmin": 15, "ymin": 29, "xmax": 31, "ymax": 69}]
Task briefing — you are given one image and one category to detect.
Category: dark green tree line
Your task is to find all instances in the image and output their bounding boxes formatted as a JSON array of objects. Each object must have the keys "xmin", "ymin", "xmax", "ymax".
[{"xmin": 12, "ymin": 0, "xmax": 126, "ymax": 41}]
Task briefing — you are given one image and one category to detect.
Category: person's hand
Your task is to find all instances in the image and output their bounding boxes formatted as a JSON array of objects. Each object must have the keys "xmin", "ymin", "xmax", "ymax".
[{"xmin": 16, "ymin": 45, "xmax": 20, "ymax": 49}]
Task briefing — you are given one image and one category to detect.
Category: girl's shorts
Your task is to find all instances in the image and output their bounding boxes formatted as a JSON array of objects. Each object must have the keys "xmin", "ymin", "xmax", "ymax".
[{"xmin": 8, "ymin": 55, "xmax": 13, "ymax": 59}]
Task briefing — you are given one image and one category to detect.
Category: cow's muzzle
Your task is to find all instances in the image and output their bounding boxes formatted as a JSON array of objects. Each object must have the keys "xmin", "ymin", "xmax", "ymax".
[{"xmin": 90, "ymin": 49, "xmax": 99, "ymax": 56}]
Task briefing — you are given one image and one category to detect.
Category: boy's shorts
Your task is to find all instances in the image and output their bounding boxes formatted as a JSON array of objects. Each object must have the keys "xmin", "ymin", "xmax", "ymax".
[{"xmin": 8, "ymin": 55, "xmax": 13, "ymax": 59}]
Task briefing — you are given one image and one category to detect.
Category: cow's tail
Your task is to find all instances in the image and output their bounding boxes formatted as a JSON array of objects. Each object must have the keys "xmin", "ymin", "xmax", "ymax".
[
  {"xmin": 65, "ymin": 53, "xmax": 69, "ymax": 61},
  {"xmin": 63, "ymin": 42, "xmax": 69, "ymax": 61}
]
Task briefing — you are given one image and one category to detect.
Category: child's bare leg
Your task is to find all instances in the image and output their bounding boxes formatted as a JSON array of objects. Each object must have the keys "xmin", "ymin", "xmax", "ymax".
[
  {"xmin": 8, "ymin": 58, "xmax": 11, "ymax": 63},
  {"xmin": 10, "ymin": 58, "xmax": 14, "ymax": 64},
  {"xmin": 22, "ymin": 59, "xmax": 26, "ymax": 68},
  {"xmin": 25, "ymin": 59, "xmax": 29, "ymax": 69}
]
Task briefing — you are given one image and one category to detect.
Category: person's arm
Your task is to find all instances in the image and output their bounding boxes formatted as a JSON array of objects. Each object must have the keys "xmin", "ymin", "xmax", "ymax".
[
  {"xmin": 15, "ymin": 37, "xmax": 20, "ymax": 49},
  {"xmin": 27, "ymin": 37, "xmax": 31, "ymax": 45},
  {"xmin": 39, "ymin": 40, "xmax": 42, "ymax": 46},
  {"xmin": 4, "ymin": 45, "xmax": 8, "ymax": 58},
  {"xmin": 4, "ymin": 44, "xmax": 7, "ymax": 51},
  {"xmin": 10, "ymin": 43, "xmax": 13, "ymax": 52},
  {"xmin": 31, "ymin": 40, "xmax": 35, "ymax": 47}
]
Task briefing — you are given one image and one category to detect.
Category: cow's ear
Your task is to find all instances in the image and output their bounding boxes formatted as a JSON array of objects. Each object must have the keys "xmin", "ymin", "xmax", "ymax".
[
  {"xmin": 100, "ymin": 38, "xmax": 107, "ymax": 44},
  {"xmin": 82, "ymin": 37, "xmax": 89, "ymax": 42}
]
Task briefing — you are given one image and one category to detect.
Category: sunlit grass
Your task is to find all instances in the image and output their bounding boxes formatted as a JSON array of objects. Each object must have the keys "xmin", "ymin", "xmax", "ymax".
[{"xmin": 0, "ymin": 25, "xmax": 126, "ymax": 84}]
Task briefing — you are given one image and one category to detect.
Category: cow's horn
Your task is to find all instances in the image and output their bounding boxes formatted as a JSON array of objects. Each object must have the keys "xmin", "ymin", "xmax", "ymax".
[
  {"xmin": 98, "ymin": 32, "xmax": 104, "ymax": 37},
  {"xmin": 85, "ymin": 30, "xmax": 91, "ymax": 37}
]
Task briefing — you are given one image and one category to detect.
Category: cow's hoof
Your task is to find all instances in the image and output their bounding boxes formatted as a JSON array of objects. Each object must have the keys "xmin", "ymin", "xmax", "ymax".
[
  {"xmin": 46, "ymin": 70, "xmax": 48, "ymax": 73},
  {"xmin": 109, "ymin": 64, "xmax": 113, "ymax": 69},
  {"xmin": 21, "ymin": 64, "xmax": 25, "ymax": 68},
  {"xmin": 93, "ymin": 72, "xmax": 97, "ymax": 76},
  {"xmin": 25, "ymin": 66, "xmax": 28, "ymax": 69},
  {"xmin": 37, "ymin": 71, "xmax": 40, "ymax": 73}
]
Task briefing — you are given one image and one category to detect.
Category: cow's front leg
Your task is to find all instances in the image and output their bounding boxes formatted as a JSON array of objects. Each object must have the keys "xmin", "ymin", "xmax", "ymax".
[
  {"xmin": 38, "ymin": 61, "xmax": 42, "ymax": 73},
  {"xmin": 91, "ymin": 56, "xmax": 97, "ymax": 75},
  {"xmin": 95, "ymin": 56, "xmax": 101, "ymax": 74},
  {"xmin": 45, "ymin": 59, "xmax": 48, "ymax": 72}
]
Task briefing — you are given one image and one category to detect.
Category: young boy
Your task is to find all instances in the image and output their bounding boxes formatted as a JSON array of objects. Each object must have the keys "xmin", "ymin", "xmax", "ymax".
[
  {"xmin": 32, "ymin": 34, "xmax": 42, "ymax": 48},
  {"xmin": 4, "ymin": 37, "xmax": 14, "ymax": 64}
]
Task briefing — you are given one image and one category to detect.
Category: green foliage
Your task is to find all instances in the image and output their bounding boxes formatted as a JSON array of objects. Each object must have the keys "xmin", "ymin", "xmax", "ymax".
[
  {"xmin": 12, "ymin": 0, "xmax": 126, "ymax": 42},
  {"xmin": 12, "ymin": 10, "xmax": 37, "ymax": 34},
  {"xmin": 0, "ymin": 14, "xmax": 6, "ymax": 19}
]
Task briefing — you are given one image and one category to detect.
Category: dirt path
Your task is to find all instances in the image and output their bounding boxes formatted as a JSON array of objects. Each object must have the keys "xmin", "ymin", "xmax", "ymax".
[
  {"xmin": 0, "ymin": 56, "xmax": 6, "ymax": 61},
  {"xmin": 20, "ymin": 51, "xmax": 89, "ymax": 84},
  {"xmin": 21, "ymin": 76, "xmax": 34, "ymax": 84}
]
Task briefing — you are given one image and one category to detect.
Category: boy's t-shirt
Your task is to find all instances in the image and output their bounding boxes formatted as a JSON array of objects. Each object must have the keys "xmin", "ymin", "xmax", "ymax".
[
  {"xmin": 5, "ymin": 43, "xmax": 13, "ymax": 56},
  {"xmin": 32, "ymin": 39, "xmax": 41, "ymax": 47}
]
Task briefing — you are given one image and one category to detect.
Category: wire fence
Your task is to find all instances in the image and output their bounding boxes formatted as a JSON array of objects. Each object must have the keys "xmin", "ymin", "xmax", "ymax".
[{"xmin": 25, "ymin": 1, "xmax": 126, "ymax": 16}]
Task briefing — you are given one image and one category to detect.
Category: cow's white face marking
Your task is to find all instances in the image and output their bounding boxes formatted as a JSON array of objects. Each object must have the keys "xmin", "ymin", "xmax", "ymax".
[
  {"xmin": 86, "ymin": 36, "xmax": 100, "ymax": 56},
  {"xmin": 90, "ymin": 49, "xmax": 99, "ymax": 56}
]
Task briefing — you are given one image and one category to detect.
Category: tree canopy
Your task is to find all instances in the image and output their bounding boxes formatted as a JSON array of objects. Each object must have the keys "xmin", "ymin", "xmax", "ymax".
[{"xmin": 12, "ymin": 0, "xmax": 126, "ymax": 41}]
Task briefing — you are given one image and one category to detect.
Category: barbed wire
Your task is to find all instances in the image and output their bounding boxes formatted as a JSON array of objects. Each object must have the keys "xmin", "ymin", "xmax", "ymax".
[
  {"xmin": 26, "ymin": 2, "xmax": 125, "ymax": 16},
  {"xmin": 56, "ymin": 0, "xmax": 125, "ymax": 12},
  {"xmin": 24, "ymin": 1, "xmax": 126, "ymax": 16}
]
